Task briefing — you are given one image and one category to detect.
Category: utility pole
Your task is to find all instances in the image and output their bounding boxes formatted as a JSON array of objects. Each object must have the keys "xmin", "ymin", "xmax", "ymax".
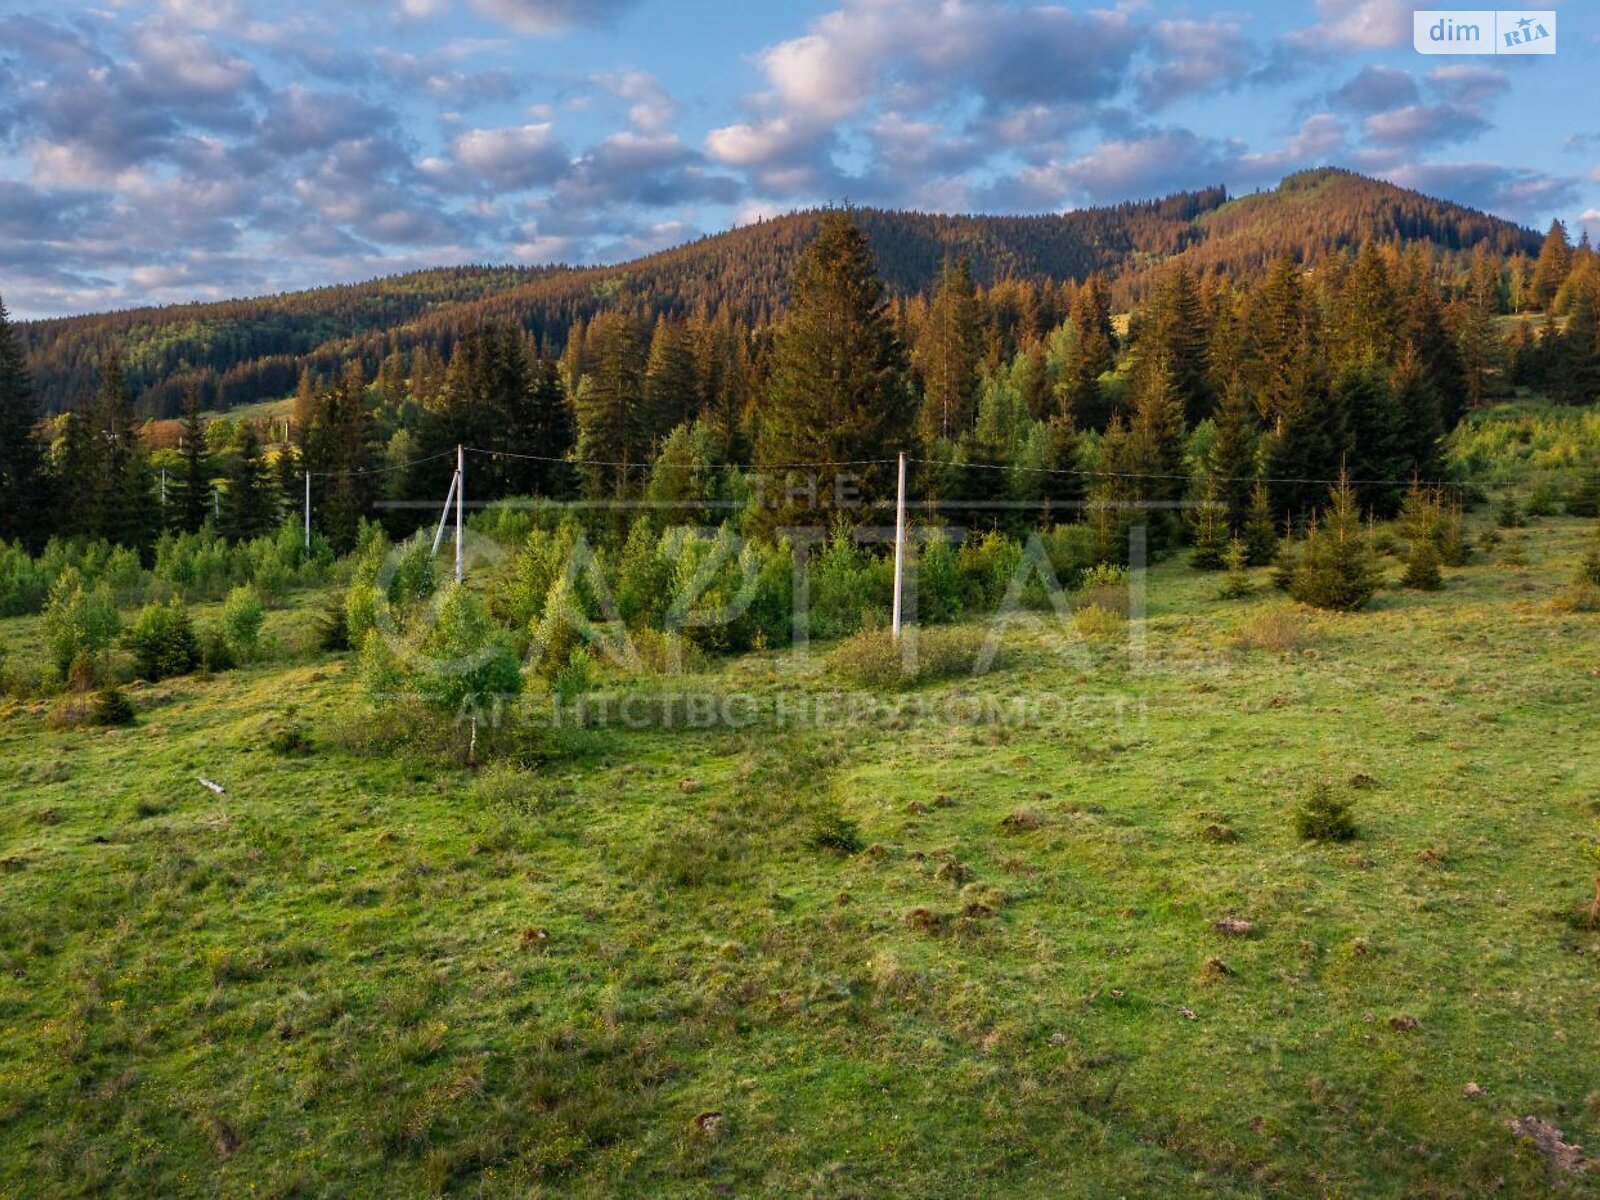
[
  {"xmin": 160, "ymin": 468, "xmax": 167, "ymax": 507},
  {"xmin": 303, "ymin": 469, "xmax": 311, "ymax": 550},
  {"xmin": 892, "ymin": 451, "xmax": 906, "ymax": 639},
  {"xmin": 455, "ymin": 444, "xmax": 464, "ymax": 585},
  {"xmin": 431, "ymin": 468, "xmax": 458, "ymax": 556}
]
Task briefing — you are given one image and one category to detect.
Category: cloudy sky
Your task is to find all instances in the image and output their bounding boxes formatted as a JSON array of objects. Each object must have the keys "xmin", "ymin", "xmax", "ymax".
[{"xmin": 1, "ymin": 0, "xmax": 1595, "ymax": 318}]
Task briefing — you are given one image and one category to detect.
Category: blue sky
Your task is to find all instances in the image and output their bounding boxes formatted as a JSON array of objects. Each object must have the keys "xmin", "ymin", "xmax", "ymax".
[{"xmin": 0, "ymin": 0, "xmax": 1595, "ymax": 318}]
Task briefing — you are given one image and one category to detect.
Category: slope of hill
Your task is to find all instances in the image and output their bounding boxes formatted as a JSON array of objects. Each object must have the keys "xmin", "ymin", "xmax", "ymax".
[{"xmin": 16, "ymin": 168, "xmax": 1542, "ymax": 418}]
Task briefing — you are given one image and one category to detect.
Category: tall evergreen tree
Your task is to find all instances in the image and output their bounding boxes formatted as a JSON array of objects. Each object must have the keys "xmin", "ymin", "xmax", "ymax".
[
  {"xmin": 917, "ymin": 256, "xmax": 980, "ymax": 444},
  {"xmin": 94, "ymin": 352, "xmax": 159, "ymax": 554},
  {"xmin": 1205, "ymin": 375, "xmax": 1260, "ymax": 533},
  {"xmin": 52, "ymin": 406, "xmax": 103, "ymax": 540},
  {"xmin": 220, "ymin": 425, "xmax": 277, "ymax": 542},
  {"xmin": 575, "ymin": 311, "xmax": 646, "ymax": 500},
  {"xmin": 0, "ymin": 295, "xmax": 45, "ymax": 547},
  {"xmin": 1338, "ymin": 361, "xmax": 1407, "ymax": 517},
  {"xmin": 1135, "ymin": 263, "xmax": 1213, "ymax": 426},
  {"xmin": 756, "ymin": 212, "xmax": 913, "ymax": 526},
  {"xmin": 169, "ymin": 384, "xmax": 212, "ymax": 534},
  {"xmin": 643, "ymin": 316, "xmax": 701, "ymax": 453},
  {"xmin": 1061, "ymin": 274, "xmax": 1115, "ymax": 431},
  {"xmin": 1531, "ymin": 218, "xmax": 1573, "ymax": 309}
]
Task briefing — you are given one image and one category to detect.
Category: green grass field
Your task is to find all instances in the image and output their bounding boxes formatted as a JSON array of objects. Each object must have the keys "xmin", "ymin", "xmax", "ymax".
[{"xmin": 3, "ymin": 518, "xmax": 1599, "ymax": 1196}]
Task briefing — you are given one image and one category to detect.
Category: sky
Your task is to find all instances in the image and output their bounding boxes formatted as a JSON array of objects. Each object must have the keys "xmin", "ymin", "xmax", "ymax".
[{"xmin": 1, "ymin": 0, "xmax": 1597, "ymax": 319}]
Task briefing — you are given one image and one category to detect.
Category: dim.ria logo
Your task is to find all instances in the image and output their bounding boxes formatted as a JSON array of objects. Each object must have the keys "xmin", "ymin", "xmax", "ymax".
[{"xmin": 1412, "ymin": 10, "xmax": 1555, "ymax": 55}]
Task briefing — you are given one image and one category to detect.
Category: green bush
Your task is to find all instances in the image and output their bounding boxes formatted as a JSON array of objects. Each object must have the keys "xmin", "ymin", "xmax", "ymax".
[
  {"xmin": 414, "ymin": 585, "xmax": 523, "ymax": 714},
  {"xmin": 806, "ymin": 802, "xmax": 863, "ymax": 854},
  {"xmin": 1401, "ymin": 537, "xmax": 1443, "ymax": 591},
  {"xmin": 1294, "ymin": 782, "xmax": 1357, "ymax": 842},
  {"xmin": 199, "ymin": 625, "xmax": 237, "ymax": 673},
  {"xmin": 90, "ymin": 688, "xmax": 136, "ymax": 727},
  {"xmin": 956, "ymin": 531, "xmax": 1021, "ymax": 611},
  {"xmin": 810, "ymin": 524, "xmax": 885, "ymax": 640},
  {"xmin": 918, "ymin": 535, "xmax": 963, "ymax": 624},
  {"xmin": 221, "ymin": 584, "xmax": 266, "ymax": 661},
  {"xmin": 1218, "ymin": 537, "xmax": 1254, "ymax": 600},
  {"xmin": 42, "ymin": 569, "xmax": 122, "ymax": 679},
  {"xmin": 828, "ymin": 625, "xmax": 986, "ymax": 689},
  {"xmin": 123, "ymin": 599, "xmax": 201, "ymax": 681}
]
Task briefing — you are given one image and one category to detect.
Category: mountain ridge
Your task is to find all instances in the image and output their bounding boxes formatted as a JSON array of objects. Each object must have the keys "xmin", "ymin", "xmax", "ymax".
[{"xmin": 15, "ymin": 167, "xmax": 1544, "ymax": 418}]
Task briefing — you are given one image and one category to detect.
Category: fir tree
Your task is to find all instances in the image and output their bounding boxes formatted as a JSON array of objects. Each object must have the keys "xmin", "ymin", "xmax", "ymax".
[
  {"xmin": 0, "ymin": 294, "xmax": 45, "ymax": 547},
  {"xmin": 169, "ymin": 384, "xmax": 212, "ymax": 534},
  {"xmin": 52, "ymin": 407, "xmax": 103, "ymax": 540},
  {"xmin": 918, "ymin": 256, "xmax": 980, "ymax": 444},
  {"xmin": 1061, "ymin": 274, "xmax": 1114, "ymax": 431},
  {"xmin": 1290, "ymin": 468, "xmax": 1379, "ymax": 611},
  {"xmin": 643, "ymin": 316, "xmax": 700, "ymax": 453},
  {"xmin": 1218, "ymin": 536, "xmax": 1254, "ymax": 599},
  {"xmin": 575, "ymin": 311, "xmax": 646, "ymax": 500},
  {"xmin": 1205, "ymin": 375, "xmax": 1259, "ymax": 532},
  {"xmin": 1531, "ymin": 218, "xmax": 1572, "ymax": 309},
  {"xmin": 94, "ymin": 352, "xmax": 159, "ymax": 554},
  {"xmin": 1338, "ymin": 361, "xmax": 1407, "ymax": 518},
  {"xmin": 220, "ymin": 425, "xmax": 277, "ymax": 542},
  {"xmin": 1243, "ymin": 480, "xmax": 1280, "ymax": 567},
  {"xmin": 756, "ymin": 213, "xmax": 913, "ymax": 526},
  {"xmin": 1190, "ymin": 476, "xmax": 1228, "ymax": 570}
]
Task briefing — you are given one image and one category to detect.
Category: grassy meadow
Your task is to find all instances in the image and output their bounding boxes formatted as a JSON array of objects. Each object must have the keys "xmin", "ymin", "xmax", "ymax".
[{"xmin": 2, "ymin": 494, "xmax": 1599, "ymax": 1197}]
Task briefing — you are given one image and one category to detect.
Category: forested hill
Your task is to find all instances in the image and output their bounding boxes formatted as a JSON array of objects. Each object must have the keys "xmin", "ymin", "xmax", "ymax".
[{"xmin": 17, "ymin": 168, "xmax": 1541, "ymax": 418}]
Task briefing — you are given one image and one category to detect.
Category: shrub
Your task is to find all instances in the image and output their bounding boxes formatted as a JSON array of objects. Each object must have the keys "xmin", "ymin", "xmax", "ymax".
[
  {"xmin": 806, "ymin": 802, "xmax": 863, "ymax": 854},
  {"xmin": 90, "ymin": 687, "xmax": 136, "ymax": 727},
  {"xmin": 1527, "ymin": 481, "xmax": 1563, "ymax": 518},
  {"xmin": 810, "ymin": 524, "xmax": 884, "ymax": 639},
  {"xmin": 199, "ymin": 626, "xmax": 237, "ymax": 673},
  {"xmin": 828, "ymin": 625, "xmax": 985, "ymax": 689},
  {"xmin": 1495, "ymin": 493, "xmax": 1525, "ymax": 528},
  {"xmin": 918, "ymin": 535, "xmax": 963, "ymax": 624},
  {"xmin": 414, "ymin": 585, "xmax": 522, "ymax": 714},
  {"xmin": 1294, "ymin": 782, "xmax": 1357, "ymax": 842},
  {"xmin": 1073, "ymin": 604, "xmax": 1124, "ymax": 640},
  {"xmin": 123, "ymin": 599, "xmax": 201, "ymax": 681},
  {"xmin": 221, "ymin": 584, "xmax": 266, "ymax": 661},
  {"xmin": 1552, "ymin": 582, "xmax": 1600, "ymax": 613},
  {"xmin": 1077, "ymin": 562, "xmax": 1130, "ymax": 617},
  {"xmin": 1232, "ymin": 606, "xmax": 1314, "ymax": 653},
  {"xmin": 1576, "ymin": 526, "xmax": 1600, "ymax": 588},
  {"xmin": 264, "ymin": 715, "xmax": 313, "ymax": 755},
  {"xmin": 956, "ymin": 531, "xmax": 1021, "ymax": 612},
  {"xmin": 317, "ymin": 601, "xmax": 351, "ymax": 651},
  {"xmin": 42, "ymin": 570, "xmax": 121, "ymax": 679},
  {"xmin": 388, "ymin": 534, "xmax": 436, "ymax": 610},
  {"xmin": 1568, "ymin": 463, "xmax": 1600, "ymax": 518}
]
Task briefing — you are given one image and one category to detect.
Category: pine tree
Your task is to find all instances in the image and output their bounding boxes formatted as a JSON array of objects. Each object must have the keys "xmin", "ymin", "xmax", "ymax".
[
  {"xmin": 0, "ymin": 295, "xmax": 45, "ymax": 547},
  {"xmin": 575, "ymin": 311, "xmax": 646, "ymax": 500},
  {"xmin": 169, "ymin": 384, "xmax": 211, "ymax": 533},
  {"xmin": 1531, "ymin": 218, "xmax": 1573, "ymax": 309},
  {"xmin": 1123, "ymin": 352, "xmax": 1188, "ymax": 551},
  {"xmin": 1019, "ymin": 341, "xmax": 1052, "ymax": 422},
  {"xmin": 1061, "ymin": 274, "xmax": 1115, "ymax": 431},
  {"xmin": 1554, "ymin": 273, "xmax": 1600, "ymax": 403},
  {"xmin": 220, "ymin": 425, "xmax": 277, "ymax": 542},
  {"xmin": 1458, "ymin": 246, "xmax": 1502, "ymax": 405},
  {"xmin": 756, "ymin": 213, "xmax": 913, "ymax": 526},
  {"xmin": 526, "ymin": 357, "xmax": 575, "ymax": 497},
  {"xmin": 52, "ymin": 407, "xmax": 103, "ymax": 540},
  {"xmin": 1567, "ymin": 461, "xmax": 1600, "ymax": 518},
  {"xmin": 1399, "ymin": 481, "xmax": 1444, "ymax": 590},
  {"xmin": 918, "ymin": 256, "xmax": 981, "ymax": 444},
  {"xmin": 1335, "ymin": 243, "xmax": 1397, "ymax": 367}
]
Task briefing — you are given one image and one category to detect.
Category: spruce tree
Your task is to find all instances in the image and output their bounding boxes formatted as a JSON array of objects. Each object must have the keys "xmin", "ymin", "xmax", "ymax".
[
  {"xmin": 1218, "ymin": 536, "xmax": 1254, "ymax": 599},
  {"xmin": 575, "ymin": 311, "xmax": 646, "ymax": 500},
  {"xmin": 918, "ymin": 256, "xmax": 980, "ymax": 444},
  {"xmin": 1190, "ymin": 476, "xmax": 1227, "ymax": 570},
  {"xmin": 1338, "ymin": 361, "xmax": 1407, "ymax": 518},
  {"xmin": 1531, "ymin": 218, "xmax": 1573, "ymax": 309},
  {"xmin": 1137, "ymin": 263, "xmax": 1213, "ymax": 427},
  {"xmin": 1062, "ymin": 274, "xmax": 1115, "ymax": 431},
  {"xmin": 756, "ymin": 213, "xmax": 913, "ymax": 525},
  {"xmin": 643, "ymin": 316, "xmax": 700, "ymax": 454},
  {"xmin": 220, "ymin": 425, "xmax": 277, "ymax": 542},
  {"xmin": 1290, "ymin": 468, "xmax": 1379, "ymax": 611},
  {"xmin": 94, "ymin": 353, "xmax": 158, "ymax": 554},
  {"xmin": 0, "ymin": 294, "xmax": 45, "ymax": 547},
  {"xmin": 1243, "ymin": 481, "xmax": 1279, "ymax": 567},
  {"xmin": 1206, "ymin": 375, "xmax": 1259, "ymax": 532},
  {"xmin": 169, "ymin": 384, "xmax": 211, "ymax": 534},
  {"xmin": 527, "ymin": 357, "xmax": 575, "ymax": 497},
  {"xmin": 52, "ymin": 407, "xmax": 104, "ymax": 540}
]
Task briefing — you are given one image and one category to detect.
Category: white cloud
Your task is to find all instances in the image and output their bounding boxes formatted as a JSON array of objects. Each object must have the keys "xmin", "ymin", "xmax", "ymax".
[{"xmin": 448, "ymin": 123, "xmax": 571, "ymax": 189}]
